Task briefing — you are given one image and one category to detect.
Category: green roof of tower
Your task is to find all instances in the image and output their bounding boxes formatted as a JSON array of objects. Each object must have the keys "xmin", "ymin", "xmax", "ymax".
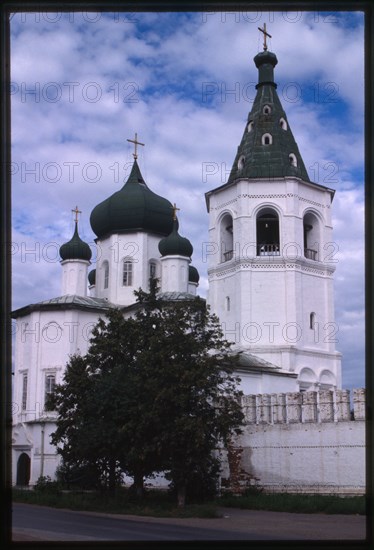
[
  {"xmin": 59, "ymin": 222, "xmax": 92, "ymax": 262},
  {"xmin": 188, "ymin": 265, "xmax": 200, "ymax": 284},
  {"xmin": 158, "ymin": 218, "xmax": 193, "ymax": 258},
  {"xmin": 227, "ymin": 49, "xmax": 310, "ymax": 183},
  {"xmin": 88, "ymin": 268, "xmax": 96, "ymax": 285},
  {"xmin": 90, "ymin": 159, "xmax": 174, "ymax": 239}
]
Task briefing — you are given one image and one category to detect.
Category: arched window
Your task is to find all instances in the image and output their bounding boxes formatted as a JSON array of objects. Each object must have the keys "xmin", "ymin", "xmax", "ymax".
[
  {"xmin": 262, "ymin": 133, "xmax": 272, "ymax": 145},
  {"xmin": 225, "ymin": 296, "xmax": 231, "ymax": 311},
  {"xmin": 247, "ymin": 120, "xmax": 254, "ymax": 132},
  {"xmin": 237, "ymin": 155, "xmax": 245, "ymax": 171},
  {"xmin": 263, "ymin": 104, "xmax": 271, "ymax": 115},
  {"xmin": 303, "ymin": 212, "xmax": 320, "ymax": 261},
  {"xmin": 102, "ymin": 261, "xmax": 109, "ymax": 289},
  {"xmin": 149, "ymin": 261, "xmax": 156, "ymax": 279},
  {"xmin": 289, "ymin": 153, "xmax": 297, "ymax": 167},
  {"xmin": 279, "ymin": 117, "xmax": 287, "ymax": 130},
  {"xmin": 319, "ymin": 370, "xmax": 336, "ymax": 390},
  {"xmin": 220, "ymin": 213, "xmax": 234, "ymax": 262},
  {"xmin": 16, "ymin": 453, "xmax": 30, "ymax": 486},
  {"xmin": 298, "ymin": 367, "xmax": 317, "ymax": 392},
  {"xmin": 123, "ymin": 260, "xmax": 133, "ymax": 286},
  {"xmin": 256, "ymin": 208, "xmax": 280, "ymax": 256}
]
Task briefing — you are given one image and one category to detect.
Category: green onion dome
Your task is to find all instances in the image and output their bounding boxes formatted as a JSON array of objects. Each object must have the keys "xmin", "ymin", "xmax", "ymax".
[
  {"xmin": 188, "ymin": 265, "xmax": 200, "ymax": 283},
  {"xmin": 88, "ymin": 269, "xmax": 96, "ymax": 285},
  {"xmin": 158, "ymin": 218, "xmax": 193, "ymax": 258},
  {"xmin": 90, "ymin": 160, "xmax": 174, "ymax": 238},
  {"xmin": 60, "ymin": 222, "xmax": 92, "ymax": 261}
]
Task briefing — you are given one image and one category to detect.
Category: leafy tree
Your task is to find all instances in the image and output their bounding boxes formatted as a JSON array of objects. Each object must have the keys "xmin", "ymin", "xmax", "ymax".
[
  {"xmin": 50, "ymin": 279, "xmax": 244, "ymax": 505},
  {"xmin": 133, "ymin": 284, "xmax": 244, "ymax": 506}
]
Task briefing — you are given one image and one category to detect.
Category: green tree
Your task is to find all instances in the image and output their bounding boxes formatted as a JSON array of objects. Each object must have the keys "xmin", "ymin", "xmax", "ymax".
[
  {"xmin": 50, "ymin": 279, "xmax": 244, "ymax": 504},
  {"xmin": 133, "ymin": 283, "xmax": 244, "ymax": 506}
]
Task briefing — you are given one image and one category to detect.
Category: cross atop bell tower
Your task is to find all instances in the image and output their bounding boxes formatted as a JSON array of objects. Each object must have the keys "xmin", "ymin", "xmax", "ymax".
[{"xmin": 258, "ymin": 23, "xmax": 272, "ymax": 51}]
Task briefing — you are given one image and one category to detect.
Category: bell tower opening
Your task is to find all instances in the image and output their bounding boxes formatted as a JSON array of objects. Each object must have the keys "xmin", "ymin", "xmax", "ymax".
[
  {"xmin": 256, "ymin": 208, "xmax": 280, "ymax": 256},
  {"xmin": 303, "ymin": 212, "xmax": 320, "ymax": 261},
  {"xmin": 220, "ymin": 213, "xmax": 234, "ymax": 262}
]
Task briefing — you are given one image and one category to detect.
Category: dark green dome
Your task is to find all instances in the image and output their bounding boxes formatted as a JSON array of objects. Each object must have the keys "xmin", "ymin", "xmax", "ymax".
[
  {"xmin": 158, "ymin": 218, "xmax": 193, "ymax": 258},
  {"xmin": 60, "ymin": 223, "xmax": 92, "ymax": 261},
  {"xmin": 90, "ymin": 160, "xmax": 174, "ymax": 238},
  {"xmin": 188, "ymin": 265, "xmax": 200, "ymax": 284},
  {"xmin": 88, "ymin": 269, "xmax": 96, "ymax": 285}
]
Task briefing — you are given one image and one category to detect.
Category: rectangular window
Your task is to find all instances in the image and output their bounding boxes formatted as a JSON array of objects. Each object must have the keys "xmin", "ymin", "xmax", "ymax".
[
  {"xmin": 44, "ymin": 374, "xmax": 56, "ymax": 411},
  {"xmin": 123, "ymin": 261, "xmax": 133, "ymax": 286},
  {"xmin": 21, "ymin": 373, "xmax": 28, "ymax": 411}
]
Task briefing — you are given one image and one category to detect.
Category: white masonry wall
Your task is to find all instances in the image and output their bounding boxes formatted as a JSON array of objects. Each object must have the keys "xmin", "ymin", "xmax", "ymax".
[{"xmin": 221, "ymin": 388, "xmax": 366, "ymax": 496}]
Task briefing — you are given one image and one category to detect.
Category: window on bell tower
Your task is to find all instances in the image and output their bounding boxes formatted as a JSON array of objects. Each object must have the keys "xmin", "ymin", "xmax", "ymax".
[
  {"xmin": 262, "ymin": 133, "xmax": 272, "ymax": 145},
  {"xmin": 220, "ymin": 213, "xmax": 234, "ymax": 262},
  {"xmin": 256, "ymin": 208, "xmax": 280, "ymax": 256},
  {"xmin": 303, "ymin": 212, "xmax": 320, "ymax": 261}
]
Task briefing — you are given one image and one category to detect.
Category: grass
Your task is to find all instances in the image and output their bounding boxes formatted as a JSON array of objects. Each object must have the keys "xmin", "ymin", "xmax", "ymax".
[
  {"xmin": 218, "ymin": 491, "xmax": 366, "ymax": 515},
  {"xmin": 12, "ymin": 487, "xmax": 221, "ymax": 518},
  {"xmin": 12, "ymin": 487, "xmax": 366, "ymax": 517}
]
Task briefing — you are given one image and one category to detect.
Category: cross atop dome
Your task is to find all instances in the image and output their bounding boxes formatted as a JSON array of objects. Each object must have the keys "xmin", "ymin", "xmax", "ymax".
[
  {"xmin": 127, "ymin": 132, "xmax": 145, "ymax": 160},
  {"xmin": 72, "ymin": 205, "xmax": 82, "ymax": 224},
  {"xmin": 171, "ymin": 203, "xmax": 180, "ymax": 221}
]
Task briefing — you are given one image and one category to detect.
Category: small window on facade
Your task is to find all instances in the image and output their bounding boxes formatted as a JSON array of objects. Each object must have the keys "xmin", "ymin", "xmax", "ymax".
[
  {"xmin": 247, "ymin": 120, "xmax": 254, "ymax": 132},
  {"xmin": 279, "ymin": 117, "xmax": 287, "ymax": 130},
  {"xmin": 225, "ymin": 296, "xmax": 231, "ymax": 311},
  {"xmin": 44, "ymin": 374, "xmax": 56, "ymax": 411},
  {"xmin": 289, "ymin": 153, "xmax": 297, "ymax": 167},
  {"xmin": 103, "ymin": 261, "xmax": 109, "ymax": 289},
  {"xmin": 237, "ymin": 155, "xmax": 245, "ymax": 171},
  {"xmin": 22, "ymin": 373, "xmax": 28, "ymax": 411},
  {"xmin": 262, "ymin": 133, "xmax": 272, "ymax": 145},
  {"xmin": 263, "ymin": 105, "xmax": 271, "ymax": 115},
  {"xmin": 310, "ymin": 312, "xmax": 316, "ymax": 330},
  {"xmin": 123, "ymin": 260, "xmax": 133, "ymax": 286}
]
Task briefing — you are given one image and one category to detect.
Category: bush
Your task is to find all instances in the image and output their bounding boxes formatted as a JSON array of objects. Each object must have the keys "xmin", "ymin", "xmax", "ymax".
[
  {"xmin": 56, "ymin": 462, "xmax": 100, "ymax": 490},
  {"xmin": 34, "ymin": 475, "xmax": 61, "ymax": 494}
]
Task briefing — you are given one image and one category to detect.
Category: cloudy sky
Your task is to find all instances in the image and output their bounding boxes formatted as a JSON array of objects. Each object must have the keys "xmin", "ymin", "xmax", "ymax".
[{"xmin": 10, "ymin": 10, "xmax": 364, "ymax": 390}]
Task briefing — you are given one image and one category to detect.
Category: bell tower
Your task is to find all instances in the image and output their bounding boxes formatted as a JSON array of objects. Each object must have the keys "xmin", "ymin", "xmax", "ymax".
[{"xmin": 205, "ymin": 35, "xmax": 342, "ymax": 391}]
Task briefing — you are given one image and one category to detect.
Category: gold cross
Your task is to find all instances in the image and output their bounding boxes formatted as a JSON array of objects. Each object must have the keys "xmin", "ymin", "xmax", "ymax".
[
  {"xmin": 258, "ymin": 23, "xmax": 272, "ymax": 51},
  {"xmin": 171, "ymin": 203, "xmax": 180, "ymax": 221},
  {"xmin": 127, "ymin": 132, "xmax": 145, "ymax": 160},
  {"xmin": 72, "ymin": 205, "xmax": 81, "ymax": 224}
]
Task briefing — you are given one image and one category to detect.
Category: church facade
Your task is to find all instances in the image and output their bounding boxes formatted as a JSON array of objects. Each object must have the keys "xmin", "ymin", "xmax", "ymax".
[{"xmin": 12, "ymin": 40, "xmax": 342, "ymax": 487}]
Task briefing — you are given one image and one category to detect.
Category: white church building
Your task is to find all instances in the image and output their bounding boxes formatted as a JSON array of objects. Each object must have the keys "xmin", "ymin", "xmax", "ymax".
[{"xmin": 12, "ymin": 39, "xmax": 343, "ymax": 487}]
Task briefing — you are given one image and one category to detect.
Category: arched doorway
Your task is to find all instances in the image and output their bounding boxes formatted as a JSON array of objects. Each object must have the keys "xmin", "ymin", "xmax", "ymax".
[{"xmin": 16, "ymin": 452, "xmax": 30, "ymax": 486}]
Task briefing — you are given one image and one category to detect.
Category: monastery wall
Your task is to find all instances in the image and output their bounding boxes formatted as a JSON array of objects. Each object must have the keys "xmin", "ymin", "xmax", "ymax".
[{"xmin": 221, "ymin": 388, "xmax": 366, "ymax": 496}]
